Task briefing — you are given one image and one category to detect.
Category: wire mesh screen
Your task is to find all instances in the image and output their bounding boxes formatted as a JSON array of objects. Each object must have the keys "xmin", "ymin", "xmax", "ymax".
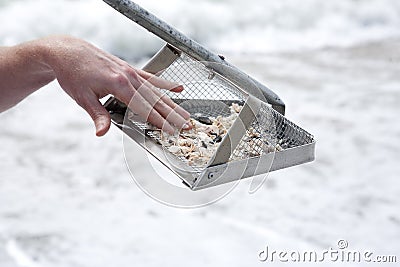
[
  {"xmin": 159, "ymin": 54, "xmax": 246, "ymax": 102},
  {"xmin": 230, "ymin": 103, "xmax": 315, "ymax": 161},
  {"xmin": 123, "ymin": 51, "xmax": 314, "ymax": 175}
]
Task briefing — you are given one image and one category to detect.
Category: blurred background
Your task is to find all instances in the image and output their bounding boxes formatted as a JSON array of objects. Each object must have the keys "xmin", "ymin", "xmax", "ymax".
[{"xmin": 1, "ymin": 0, "xmax": 399, "ymax": 266}]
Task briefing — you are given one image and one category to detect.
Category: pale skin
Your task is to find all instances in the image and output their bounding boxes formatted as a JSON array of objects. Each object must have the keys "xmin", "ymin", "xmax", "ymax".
[{"xmin": 0, "ymin": 35, "xmax": 191, "ymax": 136}]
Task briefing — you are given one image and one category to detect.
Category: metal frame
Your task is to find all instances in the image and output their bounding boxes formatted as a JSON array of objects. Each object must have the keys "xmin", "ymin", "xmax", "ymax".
[
  {"xmin": 103, "ymin": 45, "xmax": 315, "ymax": 190},
  {"xmin": 101, "ymin": 0, "xmax": 315, "ymax": 190}
]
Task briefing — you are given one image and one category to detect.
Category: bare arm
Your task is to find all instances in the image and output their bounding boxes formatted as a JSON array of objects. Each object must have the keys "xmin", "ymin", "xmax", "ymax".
[
  {"xmin": 0, "ymin": 35, "xmax": 190, "ymax": 136},
  {"xmin": 0, "ymin": 42, "xmax": 56, "ymax": 111}
]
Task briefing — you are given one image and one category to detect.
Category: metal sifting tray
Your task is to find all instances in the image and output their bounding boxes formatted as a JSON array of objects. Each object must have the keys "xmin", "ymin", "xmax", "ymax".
[{"xmin": 102, "ymin": 0, "xmax": 315, "ymax": 190}]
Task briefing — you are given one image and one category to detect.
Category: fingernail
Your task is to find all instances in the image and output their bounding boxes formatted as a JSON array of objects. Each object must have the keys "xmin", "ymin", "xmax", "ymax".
[
  {"xmin": 173, "ymin": 85, "xmax": 184, "ymax": 91},
  {"xmin": 96, "ymin": 120, "xmax": 105, "ymax": 130},
  {"xmin": 95, "ymin": 117, "xmax": 110, "ymax": 137},
  {"xmin": 182, "ymin": 123, "xmax": 191, "ymax": 130}
]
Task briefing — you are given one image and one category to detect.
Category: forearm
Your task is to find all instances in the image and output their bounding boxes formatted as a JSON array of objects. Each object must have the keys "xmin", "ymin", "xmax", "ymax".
[{"xmin": 0, "ymin": 39, "xmax": 56, "ymax": 112}]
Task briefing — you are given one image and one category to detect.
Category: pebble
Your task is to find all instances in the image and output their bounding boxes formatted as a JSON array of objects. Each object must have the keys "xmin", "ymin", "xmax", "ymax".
[
  {"xmin": 213, "ymin": 136, "xmax": 222, "ymax": 143},
  {"xmin": 197, "ymin": 116, "xmax": 212, "ymax": 125}
]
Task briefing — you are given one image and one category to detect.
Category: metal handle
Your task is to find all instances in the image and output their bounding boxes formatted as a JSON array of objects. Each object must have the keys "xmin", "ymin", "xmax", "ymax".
[{"xmin": 103, "ymin": 0, "xmax": 285, "ymax": 115}]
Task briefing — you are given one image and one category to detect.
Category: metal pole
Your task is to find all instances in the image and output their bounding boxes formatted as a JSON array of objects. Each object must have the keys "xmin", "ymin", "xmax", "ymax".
[{"xmin": 102, "ymin": 0, "xmax": 285, "ymax": 114}]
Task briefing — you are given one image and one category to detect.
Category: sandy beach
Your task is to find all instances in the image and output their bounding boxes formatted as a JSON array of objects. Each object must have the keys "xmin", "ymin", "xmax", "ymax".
[
  {"xmin": 1, "ymin": 37, "xmax": 399, "ymax": 266},
  {"xmin": 1, "ymin": 0, "xmax": 400, "ymax": 266}
]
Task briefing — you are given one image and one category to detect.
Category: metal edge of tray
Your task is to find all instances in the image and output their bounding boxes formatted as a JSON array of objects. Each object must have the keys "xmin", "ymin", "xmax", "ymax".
[
  {"xmin": 107, "ymin": 111, "xmax": 202, "ymax": 188},
  {"xmin": 192, "ymin": 140, "xmax": 316, "ymax": 190},
  {"xmin": 142, "ymin": 43, "xmax": 180, "ymax": 73},
  {"xmin": 208, "ymin": 95, "xmax": 261, "ymax": 166}
]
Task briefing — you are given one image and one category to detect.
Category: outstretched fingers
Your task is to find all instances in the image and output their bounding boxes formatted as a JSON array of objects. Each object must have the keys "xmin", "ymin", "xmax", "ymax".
[
  {"xmin": 104, "ymin": 62, "xmax": 192, "ymax": 134},
  {"xmin": 135, "ymin": 70, "xmax": 190, "ymax": 120},
  {"xmin": 130, "ymin": 91, "xmax": 177, "ymax": 134},
  {"xmin": 137, "ymin": 69, "xmax": 184, "ymax": 93},
  {"xmin": 134, "ymin": 76, "xmax": 191, "ymax": 131},
  {"xmin": 117, "ymin": 68, "xmax": 191, "ymax": 132},
  {"xmin": 110, "ymin": 74, "xmax": 176, "ymax": 134},
  {"xmin": 149, "ymin": 85, "xmax": 191, "ymax": 120}
]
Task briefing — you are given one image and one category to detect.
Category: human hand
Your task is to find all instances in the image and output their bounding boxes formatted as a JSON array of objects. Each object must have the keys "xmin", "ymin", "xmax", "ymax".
[{"xmin": 41, "ymin": 35, "xmax": 190, "ymax": 136}]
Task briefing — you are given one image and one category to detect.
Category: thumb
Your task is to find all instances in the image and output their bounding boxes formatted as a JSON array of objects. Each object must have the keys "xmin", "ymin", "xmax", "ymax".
[
  {"xmin": 78, "ymin": 93, "xmax": 111, "ymax": 137},
  {"xmin": 93, "ymin": 112, "xmax": 111, "ymax": 137}
]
